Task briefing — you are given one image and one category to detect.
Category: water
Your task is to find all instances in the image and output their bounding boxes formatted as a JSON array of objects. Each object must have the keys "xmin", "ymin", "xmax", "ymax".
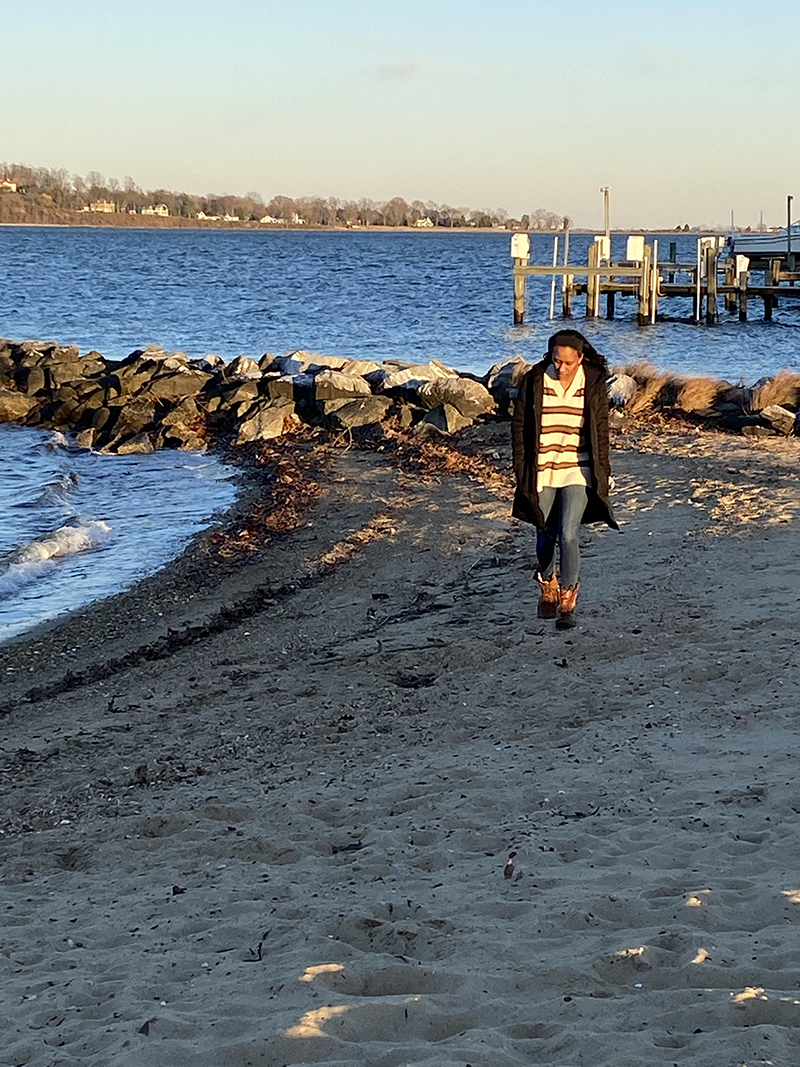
[
  {"xmin": 1, "ymin": 226, "xmax": 799, "ymax": 642},
  {"xmin": 3, "ymin": 227, "xmax": 799, "ymax": 382},
  {"xmin": 0, "ymin": 425, "xmax": 236, "ymax": 644}
]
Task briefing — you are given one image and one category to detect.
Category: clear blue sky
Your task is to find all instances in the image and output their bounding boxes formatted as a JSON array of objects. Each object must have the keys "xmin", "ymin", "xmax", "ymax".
[{"xmin": 2, "ymin": 0, "xmax": 797, "ymax": 227}]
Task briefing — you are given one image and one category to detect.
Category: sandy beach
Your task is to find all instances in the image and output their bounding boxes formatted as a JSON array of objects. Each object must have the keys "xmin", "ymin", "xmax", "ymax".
[{"xmin": 2, "ymin": 417, "xmax": 800, "ymax": 1067}]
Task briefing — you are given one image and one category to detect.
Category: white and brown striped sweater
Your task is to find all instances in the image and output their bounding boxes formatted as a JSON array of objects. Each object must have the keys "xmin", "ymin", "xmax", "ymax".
[{"xmin": 536, "ymin": 364, "xmax": 591, "ymax": 491}]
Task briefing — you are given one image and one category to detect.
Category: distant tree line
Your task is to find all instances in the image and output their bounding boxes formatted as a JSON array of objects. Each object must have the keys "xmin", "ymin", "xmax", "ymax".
[{"xmin": 0, "ymin": 162, "xmax": 571, "ymax": 230}]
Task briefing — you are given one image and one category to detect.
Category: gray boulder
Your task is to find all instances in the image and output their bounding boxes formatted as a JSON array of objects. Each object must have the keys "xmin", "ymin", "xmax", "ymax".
[
  {"xmin": 114, "ymin": 432, "xmax": 156, "ymax": 455},
  {"xmin": 607, "ymin": 373, "xmax": 638, "ymax": 408},
  {"xmin": 416, "ymin": 403, "xmax": 473, "ymax": 435},
  {"xmin": 0, "ymin": 390, "xmax": 39, "ymax": 422},
  {"xmin": 234, "ymin": 399, "xmax": 295, "ymax": 444},
  {"xmin": 140, "ymin": 370, "xmax": 211, "ymax": 400},
  {"xmin": 313, "ymin": 369, "xmax": 371, "ymax": 402},
  {"xmin": 417, "ymin": 377, "xmax": 494, "ymax": 419},
  {"xmin": 760, "ymin": 404, "xmax": 796, "ymax": 436},
  {"xmin": 327, "ymin": 396, "xmax": 392, "ymax": 430},
  {"xmin": 224, "ymin": 355, "xmax": 262, "ymax": 381}
]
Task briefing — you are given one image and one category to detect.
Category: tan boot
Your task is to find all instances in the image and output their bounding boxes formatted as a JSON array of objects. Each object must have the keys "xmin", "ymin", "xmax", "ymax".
[
  {"xmin": 536, "ymin": 572, "xmax": 560, "ymax": 619},
  {"xmin": 556, "ymin": 583, "xmax": 580, "ymax": 630}
]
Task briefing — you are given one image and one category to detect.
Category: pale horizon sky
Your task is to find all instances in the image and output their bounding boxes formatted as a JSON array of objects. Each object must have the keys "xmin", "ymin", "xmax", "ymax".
[{"xmin": 2, "ymin": 0, "xmax": 797, "ymax": 228}]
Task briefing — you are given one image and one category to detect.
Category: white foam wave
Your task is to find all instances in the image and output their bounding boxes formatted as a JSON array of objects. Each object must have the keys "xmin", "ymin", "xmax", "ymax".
[
  {"xmin": 0, "ymin": 521, "xmax": 111, "ymax": 594},
  {"xmin": 45, "ymin": 431, "xmax": 70, "ymax": 451}
]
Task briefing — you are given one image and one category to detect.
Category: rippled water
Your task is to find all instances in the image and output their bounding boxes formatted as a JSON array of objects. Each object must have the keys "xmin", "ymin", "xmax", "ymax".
[
  {"xmin": 0, "ymin": 425, "xmax": 236, "ymax": 644},
  {"xmin": 1, "ymin": 226, "xmax": 798, "ymax": 642},
  {"xmin": 2, "ymin": 227, "xmax": 799, "ymax": 381}
]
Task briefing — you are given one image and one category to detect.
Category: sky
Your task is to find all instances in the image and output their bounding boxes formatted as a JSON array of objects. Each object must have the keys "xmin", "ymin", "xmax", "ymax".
[{"xmin": 2, "ymin": 0, "xmax": 798, "ymax": 228}]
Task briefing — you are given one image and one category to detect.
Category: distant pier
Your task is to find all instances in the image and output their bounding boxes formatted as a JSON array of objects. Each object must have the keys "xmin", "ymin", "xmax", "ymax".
[{"xmin": 511, "ymin": 233, "xmax": 800, "ymax": 326}]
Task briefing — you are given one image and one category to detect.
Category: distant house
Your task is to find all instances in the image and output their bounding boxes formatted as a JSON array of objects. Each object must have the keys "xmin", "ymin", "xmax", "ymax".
[
  {"xmin": 87, "ymin": 199, "xmax": 115, "ymax": 213},
  {"xmin": 197, "ymin": 211, "xmax": 221, "ymax": 221},
  {"xmin": 290, "ymin": 212, "xmax": 305, "ymax": 225},
  {"xmin": 0, "ymin": 179, "xmax": 17, "ymax": 193},
  {"xmin": 259, "ymin": 214, "xmax": 279, "ymax": 224},
  {"xmin": 142, "ymin": 203, "xmax": 169, "ymax": 217},
  {"xmin": 413, "ymin": 217, "xmax": 434, "ymax": 228},
  {"xmin": 222, "ymin": 214, "xmax": 240, "ymax": 222}
]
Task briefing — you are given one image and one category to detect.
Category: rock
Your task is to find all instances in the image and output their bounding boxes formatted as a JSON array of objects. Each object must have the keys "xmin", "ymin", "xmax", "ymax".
[
  {"xmin": 313, "ymin": 369, "xmax": 371, "ymax": 402},
  {"xmin": 140, "ymin": 370, "xmax": 211, "ymax": 399},
  {"xmin": 718, "ymin": 414, "xmax": 764, "ymax": 433},
  {"xmin": 327, "ymin": 396, "xmax": 392, "ymax": 430},
  {"xmin": 0, "ymin": 389, "xmax": 39, "ymax": 422},
  {"xmin": 224, "ymin": 355, "xmax": 262, "ymax": 381},
  {"xmin": 266, "ymin": 374, "xmax": 315, "ymax": 402},
  {"xmin": 416, "ymin": 403, "xmax": 473, "ymax": 435},
  {"xmin": 417, "ymin": 377, "xmax": 494, "ymax": 419},
  {"xmin": 304, "ymin": 354, "xmax": 349, "ymax": 373},
  {"xmin": 210, "ymin": 379, "xmax": 261, "ymax": 407},
  {"xmin": 270, "ymin": 353, "xmax": 309, "ymax": 376},
  {"xmin": 759, "ymin": 404, "xmax": 796, "ymax": 435},
  {"xmin": 15, "ymin": 366, "xmax": 47, "ymax": 395},
  {"xmin": 114, "ymin": 432, "xmax": 156, "ymax": 455},
  {"xmin": 340, "ymin": 359, "xmax": 383, "ymax": 378},
  {"xmin": 162, "ymin": 426, "xmax": 207, "ymax": 451},
  {"xmin": 607, "ymin": 373, "xmax": 638, "ymax": 408},
  {"xmin": 74, "ymin": 428, "xmax": 95, "ymax": 449},
  {"xmin": 484, "ymin": 356, "xmax": 531, "ymax": 410},
  {"xmin": 742, "ymin": 423, "xmax": 778, "ymax": 437},
  {"xmin": 160, "ymin": 397, "xmax": 200, "ymax": 427},
  {"xmin": 234, "ymin": 400, "xmax": 295, "ymax": 444},
  {"xmin": 100, "ymin": 400, "xmax": 157, "ymax": 441},
  {"xmin": 379, "ymin": 363, "xmax": 456, "ymax": 402},
  {"xmin": 197, "ymin": 354, "xmax": 224, "ymax": 372}
]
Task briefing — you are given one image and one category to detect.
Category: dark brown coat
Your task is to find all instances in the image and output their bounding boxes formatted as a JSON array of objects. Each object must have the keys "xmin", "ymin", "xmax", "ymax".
[{"xmin": 511, "ymin": 358, "xmax": 617, "ymax": 531}]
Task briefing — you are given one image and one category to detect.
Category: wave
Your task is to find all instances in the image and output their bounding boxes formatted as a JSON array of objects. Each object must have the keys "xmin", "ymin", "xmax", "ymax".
[
  {"xmin": 17, "ymin": 471, "xmax": 80, "ymax": 509},
  {"xmin": 0, "ymin": 521, "xmax": 111, "ymax": 594}
]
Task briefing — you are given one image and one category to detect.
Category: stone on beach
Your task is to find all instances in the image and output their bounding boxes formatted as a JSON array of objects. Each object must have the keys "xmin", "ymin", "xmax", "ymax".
[
  {"xmin": 416, "ymin": 402, "xmax": 473, "ymax": 435},
  {"xmin": 327, "ymin": 396, "xmax": 392, "ymax": 430},
  {"xmin": 234, "ymin": 399, "xmax": 296, "ymax": 444},
  {"xmin": 0, "ymin": 389, "xmax": 39, "ymax": 422},
  {"xmin": 760, "ymin": 404, "xmax": 797, "ymax": 436},
  {"xmin": 417, "ymin": 376, "xmax": 495, "ymax": 419},
  {"xmin": 313, "ymin": 369, "xmax": 372, "ymax": 402}
]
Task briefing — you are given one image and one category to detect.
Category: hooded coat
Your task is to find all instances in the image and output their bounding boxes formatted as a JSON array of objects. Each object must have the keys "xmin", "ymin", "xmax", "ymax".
[{"xmin": 511, "ymin": 357, "xmax": 618, "ymax": 531}]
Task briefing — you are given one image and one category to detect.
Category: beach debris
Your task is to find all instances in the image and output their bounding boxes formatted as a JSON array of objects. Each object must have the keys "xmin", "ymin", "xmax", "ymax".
[{"xmin": 503, "ymin": 851, "xmax": 517, "ymax": 878}]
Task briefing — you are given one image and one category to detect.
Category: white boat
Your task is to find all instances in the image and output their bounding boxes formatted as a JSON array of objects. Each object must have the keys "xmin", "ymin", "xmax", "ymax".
[{"xmin": 727, "ymin": 222, "xmax": 800, "ymax": 259}]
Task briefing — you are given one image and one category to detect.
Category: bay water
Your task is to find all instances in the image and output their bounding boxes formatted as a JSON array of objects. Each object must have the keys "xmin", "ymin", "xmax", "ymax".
[{"xmin": 1, "ymin": 226, "xmax": 798, "ymax": 643}]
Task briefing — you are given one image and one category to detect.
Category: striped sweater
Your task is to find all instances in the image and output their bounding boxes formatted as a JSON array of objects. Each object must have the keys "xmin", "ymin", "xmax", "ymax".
[{"xmin": 536, "ymin": 364, "xmax": 591, "ymax": 491}]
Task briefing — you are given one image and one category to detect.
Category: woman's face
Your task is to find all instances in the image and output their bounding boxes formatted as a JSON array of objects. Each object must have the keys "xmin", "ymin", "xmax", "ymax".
[{"xmin": 551, "ymin": 345, "xmax": 583, "ymax": 384}]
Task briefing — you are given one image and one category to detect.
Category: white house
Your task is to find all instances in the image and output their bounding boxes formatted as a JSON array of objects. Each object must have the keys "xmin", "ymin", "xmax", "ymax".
[
  {"xmin": 413, "ymin": 216, "xmax": 434, "ymax": 228},
  {"xmin": 142, "ymin": 203, "xmax": 169, "ymax": 217}
]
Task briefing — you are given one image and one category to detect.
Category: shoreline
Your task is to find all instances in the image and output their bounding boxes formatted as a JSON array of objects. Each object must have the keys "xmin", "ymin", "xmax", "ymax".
[{"xmin": 2, "ymin": 418, "xmax": 800, "ymax": 1066}]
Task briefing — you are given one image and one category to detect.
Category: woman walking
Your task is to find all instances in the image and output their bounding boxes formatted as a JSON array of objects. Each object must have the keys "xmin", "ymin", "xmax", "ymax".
[{"xmin": 511, "ymin": 330, "xmax": 617, "ymax": 629}]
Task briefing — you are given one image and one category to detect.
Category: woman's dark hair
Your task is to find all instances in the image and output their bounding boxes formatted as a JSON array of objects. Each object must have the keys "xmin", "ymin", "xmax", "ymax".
[{"xmin": 547, "ymin": 330, "xmax": 608, "ymax": 375}]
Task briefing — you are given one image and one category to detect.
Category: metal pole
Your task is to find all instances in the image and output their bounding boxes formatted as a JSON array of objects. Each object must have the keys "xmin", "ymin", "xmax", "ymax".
[
  {"xmin": 549, "ymin": 236, "xmax": 559, "ymax": 319},
  {"xmin": 600, "ymin": 186, "xmax": 610, "ymax": 242},
  {"xmin": 788, "ymin": 194, "xmax": 793, "ymax": 266}
]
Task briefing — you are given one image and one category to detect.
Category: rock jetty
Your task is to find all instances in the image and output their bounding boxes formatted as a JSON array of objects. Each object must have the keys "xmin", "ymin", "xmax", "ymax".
[{"xmin": 1, "ymin": 337, "xmax": 799, "ymax": 450}]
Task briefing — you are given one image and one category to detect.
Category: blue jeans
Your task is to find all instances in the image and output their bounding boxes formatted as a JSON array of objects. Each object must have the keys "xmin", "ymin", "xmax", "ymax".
[{"xmin": 537, "ymin": 485, "xmax": 588, "ymax": 589}]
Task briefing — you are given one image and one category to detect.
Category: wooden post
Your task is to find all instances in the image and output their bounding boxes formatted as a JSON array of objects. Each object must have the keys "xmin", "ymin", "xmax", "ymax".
[
  {"xmin": 561, "ymin": 225, "xmax": 571, "ymax": 318},
  {"xmin": 738, "ymin": 269, "xmax": 749, "ymax": 321},
  {"xmin": 586, "ymin": 242, "xmax": 598, "ymax": 317},
  {"xmin": 724, "ymin": 258, "xmax": 737, "ymax": 313},
  {"xmin": 706, "ymin": 245, "xmax": 718, "ymax": 324},
  {"xmin": 637, "ymin": 246, "xmax": 651, "ymax": 324},
  {"xmin": 694, "ymin": 240, "xmax": 702, "ymax": 322},
  {"xmin": 548, "ymin": 236, "xmax": 559, "ymax": 320},
  {"xmin": 650, "ymin": 238, "xmax": 659, "ymax": 324},
  {"xmin": 668, "ymin": 241, "xmax": 677, "ymax": 282},
  {"xmin": 764, "ymin": 261, "xmax": 774, "ymax": 321},
  {"xmin": 606, "ymin": 290, "xmax": 615, "ymax": 319},
  {"xmin": 513, "ymin": 258, "xmax": 527, "ymax": 325}
]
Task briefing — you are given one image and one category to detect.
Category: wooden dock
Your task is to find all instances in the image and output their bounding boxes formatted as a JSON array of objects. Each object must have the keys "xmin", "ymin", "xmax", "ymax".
[{"xmin": 511, "ymin": 233, "xmax": 800, "ymax": 326}]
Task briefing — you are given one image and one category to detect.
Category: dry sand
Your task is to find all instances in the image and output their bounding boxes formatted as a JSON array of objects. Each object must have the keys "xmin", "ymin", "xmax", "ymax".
[{"xmin": 2, "ymin": 420, "xmax": 800, "ymax": 1067}]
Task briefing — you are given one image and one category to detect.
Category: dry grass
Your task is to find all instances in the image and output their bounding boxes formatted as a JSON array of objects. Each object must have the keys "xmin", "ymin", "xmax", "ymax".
[
  {"xmin": 675, "ymin": 377, "xmax": 723, "ymax": 414},
  {"xmin": 752, "ymin": 370, "xmax": 800, "ymax": 412}
]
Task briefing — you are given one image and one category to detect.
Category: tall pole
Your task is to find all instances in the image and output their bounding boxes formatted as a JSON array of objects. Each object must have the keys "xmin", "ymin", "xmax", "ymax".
[
  {"xmin": 600, "ymin": 186, "xmax": 610, "ymax": 242},
  {"xmin": 788, "ymin": 194, "xmax": 793, "ymax": 267}
]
